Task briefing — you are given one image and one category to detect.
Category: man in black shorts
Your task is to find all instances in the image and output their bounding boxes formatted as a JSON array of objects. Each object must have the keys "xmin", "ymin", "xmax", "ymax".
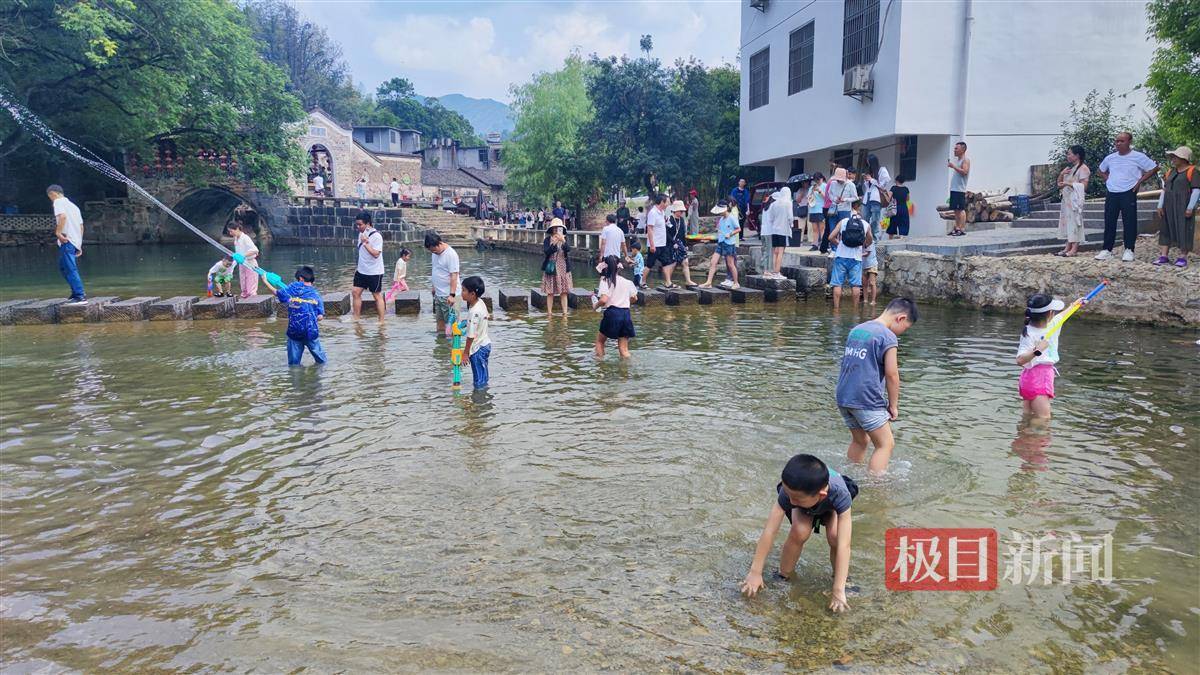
[
  {"xmin": 352, "ymin": 211, "xmax": 386, "ymax": 320},
  {"xmin": 947, "ymin": 141, "xmax": 971, "ymax": 236}
]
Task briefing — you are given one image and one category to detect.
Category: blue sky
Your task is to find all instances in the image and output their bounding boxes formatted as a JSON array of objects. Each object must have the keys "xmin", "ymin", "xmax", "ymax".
[{"xmin": 295, "ymin": 1, "xmax": 741, "ymax": 102}]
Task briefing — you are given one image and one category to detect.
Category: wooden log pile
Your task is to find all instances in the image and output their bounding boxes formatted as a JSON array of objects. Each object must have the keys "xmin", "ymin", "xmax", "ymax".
[{"xmin": 937, "ymin": 188, "xmax": 1014, "ymax": 224}]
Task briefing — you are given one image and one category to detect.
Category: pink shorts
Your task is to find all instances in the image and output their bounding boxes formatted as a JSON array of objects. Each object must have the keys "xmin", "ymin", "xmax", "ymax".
[{"xmin": 1018, "ymin": 363, "xmax": 1056, "ymax": 401}]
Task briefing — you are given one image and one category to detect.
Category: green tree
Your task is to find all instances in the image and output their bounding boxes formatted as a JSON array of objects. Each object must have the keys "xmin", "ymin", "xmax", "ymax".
[
  {"xmin": 1, "ymin": 0, "xmax": 305, "ymax": 195},
  {"xmin": 373, "ymin": 80, "xmax": 482, "ymax": 146},
  {"xmin": 1145, "ymin": 0, "xmax": 1199, "ymax": 150},
  {"xmin": 671, "ymin": 59, "xmax": 741, "ymax": 204},
  {"xmin": 504, "ymin": 55, "xmax": 597, "ymax": 206},
  {"xmin": 1051, "ymin": 90, "xmax": 1131, "ymax": 197}
]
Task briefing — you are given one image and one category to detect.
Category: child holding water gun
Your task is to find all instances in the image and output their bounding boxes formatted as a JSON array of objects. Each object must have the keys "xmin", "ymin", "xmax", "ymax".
[
  {"xmin": 262, "ymin": 266, "xmax": 326, "ymax": 366},
  {"xmin": 1015, "ymin": 293, "xmax": 1065, "ymax": 418},
  {"xmin": 207, "ymin": 256, "xmax": 236, "ymax": 297}
]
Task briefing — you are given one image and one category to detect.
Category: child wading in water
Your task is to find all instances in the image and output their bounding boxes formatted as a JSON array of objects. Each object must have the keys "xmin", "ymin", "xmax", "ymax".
[
  {"xmin": 262, "ymin": 266, "xmax": 326, "ymax": 366},
  {"xmin": 742, "ymin": 454, "xmax": 858, "ymax": 613},
  {"xmin": 628, "ymin": 241, "xmax": 646, "ymax": 288},
  {"xmin": 207, "ymin": 256, "xmax": 235, "ymax": 297},
  {"xmin": 1015, "ymin": 293, "xmax": 1065, "ymax": 419},
  {"xmin": 461, "ymin": 276, "xmax": 491, "ymax": 389},
  {"xmin": 835, "ymin": 297, "xmax": 918, "ymax": 475},
  {"xmin": 393, "ymin": 247, "xmax": 412, "ymax": 292},
  {"xmin": 594, "ymin": 255, "xmax": 638, "ymax": 358}
]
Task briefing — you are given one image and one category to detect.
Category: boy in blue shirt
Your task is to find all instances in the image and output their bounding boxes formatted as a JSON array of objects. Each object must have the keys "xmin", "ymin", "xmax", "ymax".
[
  {"xmin": 742, "ymin": 454, "xmax": 858, "ymax": 613},
  {"xmin": 835, "ymin": 297, "xmax": 918, "ymax": 474},
  {"xmin": 627, "ymin": 241, "xmax": 647, "ymax": 288},
  {"xmin": 263, "ymin": 266, "xmax": 326, "ymax": 366},
  {"xmin": 700, "ymin": 200, "xmax": 741, "ymax": 289}
]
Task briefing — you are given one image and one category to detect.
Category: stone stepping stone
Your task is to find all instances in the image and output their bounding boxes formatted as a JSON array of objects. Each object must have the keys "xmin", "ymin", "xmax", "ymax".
[
  {"xmin": 731, "ymin": 287, "xmax": 764, "ymax": 304},
  {"xmin": 744, "ymin": 274, "xmax": 797, "ymax": 292},
  {"xmin": 698, "ymin": 287, "xmax": 731, "ymax": 305},
  {"xmin": 499, "ymin": 288, "xmax": 528, "ymax": 311},
  {"xmin": 659, "ymin": 286, "xmax": 699, "ymax": 305},
  {"xmin": 394, "ymin": 291, "xmax": 421, "ymax": 315},
  {"xmin": 322, "ymin": 291, "xmax": 351, "ymax": 316},
  {"xmin": 356, "ymin": 293, "xmax": 388, "ymax": 316},
  {"xmin": 12, "ymin": 298, "xmax": 71, "ymax": 325},
  {"xmin": 792, "ymin": 267, "xmax": 827, "ymax": 290},
  {"xmin": 479, "ymin": 294, "xmax": 494, "ymax": 313},
  {"xmin": 193, "ymin": 296, "xmax": 235, "ymax": 320},
  {"xmin": 636, "ymin": 289, "xmax": 666, "ymax": 306},
  {"xmin": 235, "ymin": 294, "xmax": 276, "ymax": 318},
  {"xmin": 103, "ymin": 296, "xmax": 159, "ymax": 322},
  {"xmin": 60, "ymin": 296, "xmax": 119, "ymax": 323},
  {"xmin": 0, "ymin": 299, "xmax": 37, "ymax": 325},
  {"xmin": 530, "ymin": 288, "xmax": 548, "ymax": 310},
  {"xmin": 567, "ymin": 288, "xmax": 593, "ymax": 309},
  {"xmin": 148, "ymin": 296, "xmax": 198, "ymax": 321}
]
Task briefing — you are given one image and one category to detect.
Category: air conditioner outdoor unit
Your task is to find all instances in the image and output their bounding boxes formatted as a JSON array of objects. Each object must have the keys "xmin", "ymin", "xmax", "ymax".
[
  {"xmin": 749, "ymin": 0, "xmax": 769, "ymax": 11},
  {"xmin": 843, "ymin": 64, "xmax": 874, "ymax": 101}
]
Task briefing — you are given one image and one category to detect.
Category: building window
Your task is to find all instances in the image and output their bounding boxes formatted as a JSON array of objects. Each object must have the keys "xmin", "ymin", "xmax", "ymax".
[
  {"xmin": 364, "ymin": 130, "xmax": 375, "ymax": 143},
  {"xmin": 789, "ymin": 158, "xmax": 805, "ymax": 177},
  {"xmin": 832, "ymin": 148, "xmax": 854, "ymax": 171},
  {"xmin": 478, "ymin": 148, "xmax": 488, "ymax": 164},
  {"xmin": 898, "ymin": 135, "xmax": 918, "ymax": 180},
  {"xmin": 390, "ymin": 130, "xmax": 397, "ymax": 143},
  {"xmin": 308, "ymin": 126, "xmax": 326, "ymax": 137},
  {"xmin": 788, "ymin": 21, "xmax": 815, "ymax": 95},
  {"xmin": 842, "ymin": 0, "xmax": 880, "ymax": 73},
  {"xmin": 749, "ymin": 48, "xmax": 770, "ymax": 110}
]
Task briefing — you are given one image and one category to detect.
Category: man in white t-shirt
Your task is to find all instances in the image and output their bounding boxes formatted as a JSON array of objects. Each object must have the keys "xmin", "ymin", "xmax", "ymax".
[
  {"xmin": 390, "ymin": 178, "xmax": 400, "ymax": 207},
  {"xmin": 313, "ymin": 173, "xmax": 325, "ymax": 196},
  {"xmin": 600, "ymin": 214, "xmax": 627, "ymax": 259},
  {"xmin": 1095, "ymin": 131, "xmax": 1159, "ymax": 261},
  {"xmin": 425, "ymin": 231, "xmax": 461, "ymax": 335},
  {"xmin": 827, "ymin": 200, "xmax": 874, "ymax": 311},
  {"xmin": 352, "ymin": 211, "xmax": 386, "ymax": 320},
  {"xmin": 48, "ymin": 184, "xmax": 86, "ymax": 303},
  {"xmin": 645, "ymin": 194, "xmax": 671, "ymax": 286}
]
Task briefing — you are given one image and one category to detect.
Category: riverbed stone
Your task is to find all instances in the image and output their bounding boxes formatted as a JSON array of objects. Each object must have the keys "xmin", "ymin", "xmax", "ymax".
[
  {"xmin": 530, "ymin": 288, "xmax": 548, "ymax": 310},
  {"xmin": 567, "ymin": 288, "xmax": 593, "ymax": 309},
  {"xmin": 235, "ymin": 294, "xmax": 276, "ymax": 318},
  {"xmin": 636, "ymin": 289, "xmax": 666, "ymax": 306},
  {"xmin": 0, "ymin": 299, "xmax": 36, "ymax": 325},
  {"xmin": 12, "ymin": 298, "xmax": 71, "ymax": 324},
  {"xmin": 731, "ymin": 287, "xmax": 764, "ymax": 304},
  {"xmin": 480, "ymin": 295, "xmax": 494, "ymax": 313},
  {"xmin": 103, "ymin": 296, "xmax": 159, "ymax": 322},
  {"xmin": 394, "ymin": 291, "xmax": 421, "ymax": 315},
  {"xmin": 698, "ymin": 287, "xmax": 731, "ymax": 305},
  {"xmin": 499, "ymin": 288, "xmax": 528, "ymax": 311},
  {"xmin": 322, "ymin": 291, "xmax": 351, "ymax": 316},
  {"xmin": 60, "ymin": 296, "xmax": 119, "ymax": 323},
  {"xmin": 661, "ymin": 287, "xmax": 699, "ymax": 306},
  {"xmin": 193, "ymin": 296, "xmax": 235, "ymax": 320},
  {"xmin": 148, "ymin": 296, "xmax": 197, "ymax": 320}
]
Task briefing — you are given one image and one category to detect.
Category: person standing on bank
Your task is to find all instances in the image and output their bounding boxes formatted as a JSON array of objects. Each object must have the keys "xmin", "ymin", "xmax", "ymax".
[
  {"xmin": 351, "ymin": 211, "xmax": 386, "ymax": 320},
  {"xmin": 425, "ymin": 232, "xmax": 461, "ymax": 335},
  {"xmin": 1055, "ymin": 145, "xmax": 1091, "ymax": 257},
  {"xmin": 1155, "ymin": 146, "xmax": 1197, "ymax": 268},
  {"xmin": 730, "ymin": 178, "xmax": 751, "ymax": 230},
  {"xmin": 47, "ymin": 184, "xmax": 86, "ymax": 304},
  {"xmin": 864, "ymin": 154, "xmax": 891, "ymax": 243},
  {"xmin": 541, "ymin": 218, "xmax": 573, "ymax": 316},
  {"xmin": 762, "ymin": 186, "xmax": 792, "ymax": 279},
  {"xmin": 687, "ymin": 189, "xmax": 700, "ymax": 236},
  {"xmin": 1095, "ymin": 131, "xmax": 1158, "ymax": 261},
  {"xmin": 947, "ymin": 141, "xmax": 971, "ymax": 237},
  {"xmin": 390, "ymin": 177, "xmax": 400, "ymax": 207}
]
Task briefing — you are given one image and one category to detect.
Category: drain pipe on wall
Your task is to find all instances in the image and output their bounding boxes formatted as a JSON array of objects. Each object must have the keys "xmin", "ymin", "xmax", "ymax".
[{"xmin": 955, "ymin": 0, "xmax": 974, "ymax": 141}]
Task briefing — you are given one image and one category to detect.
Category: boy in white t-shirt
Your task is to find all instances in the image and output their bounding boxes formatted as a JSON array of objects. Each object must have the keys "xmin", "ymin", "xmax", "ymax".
[
  {"xmin": 827, "ymin": 200, "xmax": 874, "ymax": 311},
  {"xmin": 207, "ymin": 256, "xmax": 236, "ymax": 297},
  {"xmin": 227, "ymin": 221, "xmax": 260, "ymax": 298},
  {"xmin": 461, "ymin": 276, "xmax": 491, "ymax": 389}
]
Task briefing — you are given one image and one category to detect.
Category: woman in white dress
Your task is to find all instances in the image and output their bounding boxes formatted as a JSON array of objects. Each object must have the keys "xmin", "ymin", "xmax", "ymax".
[{"xmin": 1055, "ymin": 145, "xmax": 1090, "ymax": 257}]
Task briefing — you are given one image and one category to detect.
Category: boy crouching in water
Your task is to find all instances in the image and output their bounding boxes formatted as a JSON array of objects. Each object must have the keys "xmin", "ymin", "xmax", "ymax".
[{"xmin": 742, "ymin": 454, "xmax": 858, "ymax": 612}]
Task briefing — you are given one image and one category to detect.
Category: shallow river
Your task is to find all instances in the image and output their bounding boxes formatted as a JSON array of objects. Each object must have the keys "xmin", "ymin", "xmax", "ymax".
[{"xmin": 1, "ymin": 245, "xmax": 1198, "ymax": 672}]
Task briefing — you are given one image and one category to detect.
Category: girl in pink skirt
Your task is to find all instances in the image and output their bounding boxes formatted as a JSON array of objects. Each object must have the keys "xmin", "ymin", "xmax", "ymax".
[{"xmin": 1015, "ymin": 293, "xmax": 1065, "ymax": 419}]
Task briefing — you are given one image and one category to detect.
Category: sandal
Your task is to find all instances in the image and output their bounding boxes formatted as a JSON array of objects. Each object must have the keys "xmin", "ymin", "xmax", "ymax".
[
  {"xmin": 1175, "ymin": 257, "xmax": 1188, "ymax": 268},
  {"xmin": 1153, "ymin": 255, "xmax": 1170, "ymax": 266},
  {"xmin": 1053, "ymin": 251, "xmax": 1066, "ymax": 257}
]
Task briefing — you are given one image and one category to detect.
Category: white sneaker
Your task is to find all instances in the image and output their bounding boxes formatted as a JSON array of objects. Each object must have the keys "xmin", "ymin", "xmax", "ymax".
[
  {"xmin": 1094, "ymin": 250, "xmax": 1112, "ymax": 261},
  {"xmin": 1121, "ymin": 249, "xmax": 1135, "ymax": 262},
  {"xmin": 718, "ymin": 279, "xmax": 734, "ymax": 288}
]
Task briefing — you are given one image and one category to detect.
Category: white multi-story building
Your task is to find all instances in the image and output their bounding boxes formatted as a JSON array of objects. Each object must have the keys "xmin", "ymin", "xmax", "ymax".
[{"xmin": 739, "ymin": 0, "xmax": 1155, "ymax": 236}]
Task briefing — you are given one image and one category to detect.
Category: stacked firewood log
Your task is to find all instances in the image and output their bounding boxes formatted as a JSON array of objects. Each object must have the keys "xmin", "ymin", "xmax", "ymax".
[{"xmin": 936, "ymin": 188, "xmax": 1014, "ymax": 224}]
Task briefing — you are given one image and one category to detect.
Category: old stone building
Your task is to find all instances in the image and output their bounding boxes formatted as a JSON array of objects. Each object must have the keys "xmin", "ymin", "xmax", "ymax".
[{"xmin": 293, "ymin": 109, "xmax": 423, "ymax": 201}]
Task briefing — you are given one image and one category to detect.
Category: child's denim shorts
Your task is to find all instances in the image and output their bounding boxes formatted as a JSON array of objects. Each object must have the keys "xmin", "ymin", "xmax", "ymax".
[{"xmin": 838, "ymin": 406, "xmax": 890, "ymax": 432}]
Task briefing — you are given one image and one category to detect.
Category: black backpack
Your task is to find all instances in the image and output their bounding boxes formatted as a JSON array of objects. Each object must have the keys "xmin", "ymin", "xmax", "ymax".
[{"xmin": 841, "ymin": 215, "xmax": 867, "ymax": 248}]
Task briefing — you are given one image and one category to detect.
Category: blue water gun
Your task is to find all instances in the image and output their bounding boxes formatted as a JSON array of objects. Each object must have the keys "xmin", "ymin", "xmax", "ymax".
[{"xmin": 231, "ymin": 252, "xmax": 284, "ymax": 289}]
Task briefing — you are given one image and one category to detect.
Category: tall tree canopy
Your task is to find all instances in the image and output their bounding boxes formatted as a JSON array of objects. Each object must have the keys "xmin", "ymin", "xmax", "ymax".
[
  {"xmin": 504, "ymin": 55, "xmax": 596, "ymax": 206},
  {"xmin": 1, "ymin": 0, "xmax": 305, "ymax": 195},
  {"xmin": 1145, "ymin": 0, "xmax": 1199, "ymax": 149}
]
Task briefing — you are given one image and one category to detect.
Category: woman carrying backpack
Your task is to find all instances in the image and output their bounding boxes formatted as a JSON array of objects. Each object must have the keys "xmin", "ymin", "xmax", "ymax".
[{"xmin": 827, "ymin": 199, "xmax": 873, "ymax": 311}]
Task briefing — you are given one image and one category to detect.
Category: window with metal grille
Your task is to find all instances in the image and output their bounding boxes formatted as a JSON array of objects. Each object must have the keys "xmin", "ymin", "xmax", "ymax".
[
  {"xmin": 749, "ymin": 48, "xmax": 770, "ymax": 110},
  {"xmin": 832, "ymin": 148, "xmax": 854, "ymax": 171},
  {"xmin": 788, "ymin": 21, "xmax": 815, "ymax": 95},
  {"xmin": 842, "ymin": 0, "xmax": 880, "ymax": 73},
  {"xmin": 390, "ymin": 130, "xmax": 397, "ymax": 143},
  {"xmin": 789, "ymin": 158, "xmax": 805, "ymax": 176},
  {"xmin": 898, "ymin": 135, "xmax": 918, "ymax": 180},
  {"xmin": 365, "ymin": 130, "xmax": 375, "ymax": 143}
]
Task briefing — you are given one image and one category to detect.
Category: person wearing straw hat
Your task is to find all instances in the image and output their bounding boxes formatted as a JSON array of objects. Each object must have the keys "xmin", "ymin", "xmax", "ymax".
[
  {"xmin": 1155, "ymin": 146, "xmax": 1197, "ymax": 268},
  {"xmin": 665, "ymin": 199, "xmax": 695, "ymax": 287},
  {"xmin": 700, "ymin": 200, "xmax": 741, "ymax": 289},
  {"xmin": 541, "ymin": 218, "xmax": 573, "ymax": 316}
]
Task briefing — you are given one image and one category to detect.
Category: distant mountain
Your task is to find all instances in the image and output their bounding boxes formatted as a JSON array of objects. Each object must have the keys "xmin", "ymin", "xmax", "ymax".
[{"xmin": 414, "ymin": 93, "xmax": 514, "ymax": 139}]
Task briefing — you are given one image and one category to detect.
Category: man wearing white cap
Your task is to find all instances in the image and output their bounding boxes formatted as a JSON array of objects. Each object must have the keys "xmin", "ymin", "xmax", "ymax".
[{"xmin": 1096, "ymin": 131, "xmax": 1158, "ymax": 261}]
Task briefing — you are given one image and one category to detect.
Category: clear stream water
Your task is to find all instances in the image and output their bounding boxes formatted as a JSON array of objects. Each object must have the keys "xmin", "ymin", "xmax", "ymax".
[{"xmin": 1, "ymin": 245, "xmax": 1197, "ymax": 672}]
